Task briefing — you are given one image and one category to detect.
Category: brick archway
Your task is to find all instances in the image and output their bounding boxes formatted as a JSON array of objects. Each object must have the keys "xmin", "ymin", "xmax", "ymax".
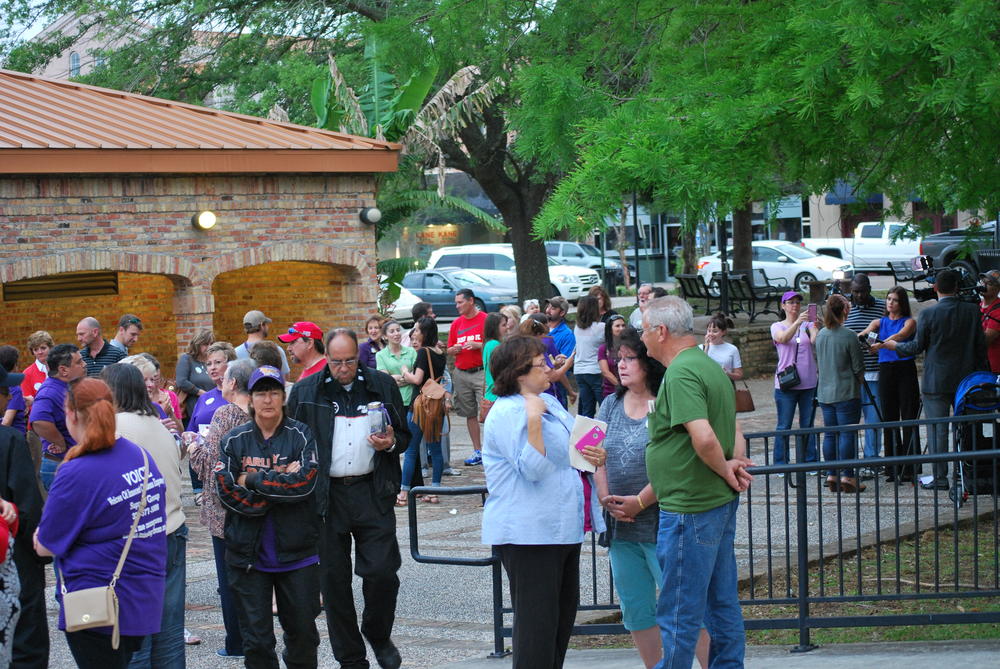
[
  {"xmin": 0, "ymin": 250, "xmax": 200, "ymax": 285},
  {"xmin": 208, "ymin": 243, "xmax": 373, "ymax": 283}
]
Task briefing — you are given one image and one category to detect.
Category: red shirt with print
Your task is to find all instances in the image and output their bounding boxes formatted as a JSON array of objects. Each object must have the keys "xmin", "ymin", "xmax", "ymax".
[{"xmin": 448, "ymin": 311, "xmax": 488, "ymax": 370}]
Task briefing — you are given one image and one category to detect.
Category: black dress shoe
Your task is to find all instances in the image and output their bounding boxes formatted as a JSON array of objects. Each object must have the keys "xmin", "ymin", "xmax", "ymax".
[
  {"xmin": 373, "ymin": 641, "xmax": 402, "ymax": 669},
  {"xmin": 921, "ymin": 479, "xmax": 950, "ymax": 491}
]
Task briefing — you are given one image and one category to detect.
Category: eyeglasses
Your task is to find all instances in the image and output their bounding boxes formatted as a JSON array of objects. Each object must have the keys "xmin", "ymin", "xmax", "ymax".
[
  {"xmin": 619, "ymin": 355, "xmax": 639, "ymax": 364},
  {"xmin": 328, "ymin": 358, "xmax": 358, "ymax": 368},
  {"xmin": 125, "ymin": 317, "xmax": 141, "ymax": 326},
  {"xmin": 530, "ymin": 362, "xmax": 549, "ymax": 370}
]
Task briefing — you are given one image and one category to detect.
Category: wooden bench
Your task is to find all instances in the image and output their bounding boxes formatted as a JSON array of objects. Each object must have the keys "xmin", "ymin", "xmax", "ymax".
[
  {"xmin": 716, "ymin": 272, "xmax": 781, "ymax": 323},
  {"xmin": 676, "ymin": 274, "xmax": 718, "ymax": 315}
]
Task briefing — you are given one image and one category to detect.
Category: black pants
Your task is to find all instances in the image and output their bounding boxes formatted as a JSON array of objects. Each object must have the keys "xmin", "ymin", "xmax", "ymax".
[
  {"xmin": 323, "ymin": 479, "xmax": 401, "ymax": 668},
  {"xmin": 879, "ymin": 360, "xmax": 921, "ymax": 478},
  {"xmin": 496, "ymin": 543, "xmax": 581, "ymax": 669},
  {"xmin": 64, "ymin": 630, "xmax": 143, "ymax": 669},
  {"xmin": 227, "ymin": 563, "xmax": 321, "ymax": 669},
  {"xmin": 12, "ymin": 545, "xmax": 48, "ymax": 669}
]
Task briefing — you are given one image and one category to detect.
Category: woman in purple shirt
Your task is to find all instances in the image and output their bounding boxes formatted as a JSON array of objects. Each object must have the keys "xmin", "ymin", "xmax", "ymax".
[
  {"xmin": 34, "ymin": 378, "xmax": 167, "ymax": 668},
  {"xmin": 770, "ymin": 291, "xmax": 820, "ymax": 468},
  {"xmin": 358, "ymin": 315, "xmax": 385, "ymax": 370}
]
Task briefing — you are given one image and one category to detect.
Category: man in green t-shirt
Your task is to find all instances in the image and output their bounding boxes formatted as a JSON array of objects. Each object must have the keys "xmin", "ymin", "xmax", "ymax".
[{"xmin": 641, "ymin": 296, "xmax": 752, "ymax": 668}]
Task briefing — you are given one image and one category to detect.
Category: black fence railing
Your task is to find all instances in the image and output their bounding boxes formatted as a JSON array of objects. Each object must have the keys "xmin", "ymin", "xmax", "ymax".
[{"xmin": 407, "ymin": 413, "xmax": 1000, "ymax": 657}]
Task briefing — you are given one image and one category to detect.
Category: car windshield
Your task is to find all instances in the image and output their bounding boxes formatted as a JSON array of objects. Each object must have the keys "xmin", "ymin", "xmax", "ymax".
[
  {"xmin": 773, "ymin": 244, "xmax": 819, "ymax": 259},
  {"xmin": 547, "ymin": 257, "xmax": 563, "ymax": 266},
  {"xmin": 581, "ymin": 244, "xmax": 602, "ymax": 257},
  {"xmin": 449, "ymin": 270, "xmax": 491, "ymax": 287}
]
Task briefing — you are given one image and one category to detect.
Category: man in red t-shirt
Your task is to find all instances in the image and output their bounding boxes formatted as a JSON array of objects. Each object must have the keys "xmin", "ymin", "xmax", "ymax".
[
  {"xmin": 278, "ymin": 321, "xmax": 327, "ymax": 381},
  {"xmin": 447, "ymin": 289, "xmax": 488, "ymax": 465},
  {"xmin": 980, "ymin": 271, "xmax": 1000, "ymax": 372}
]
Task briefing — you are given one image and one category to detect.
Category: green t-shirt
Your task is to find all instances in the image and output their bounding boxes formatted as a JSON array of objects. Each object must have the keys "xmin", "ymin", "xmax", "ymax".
[
  {"xmin": 375, "ymin": 345, "xmax": 417, "ymax": 404},
  {"xmin": 483, "ymin": 339, "xmax": 501, "ymax": 402},
  {"xmin": 645, "ymin": 346, "xmax": 737, "ymax": 513}
]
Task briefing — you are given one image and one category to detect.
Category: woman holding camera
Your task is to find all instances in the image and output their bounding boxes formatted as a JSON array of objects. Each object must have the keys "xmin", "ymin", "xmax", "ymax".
[{"xmin": 816, "ymin": 294, "xmax": 865, "ymax": 492}]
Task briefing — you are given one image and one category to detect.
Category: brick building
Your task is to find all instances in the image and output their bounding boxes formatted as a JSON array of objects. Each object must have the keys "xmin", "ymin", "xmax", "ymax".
[{"xmin": 0, "ymin": 69, "xmax": 399, "ymax": 379}]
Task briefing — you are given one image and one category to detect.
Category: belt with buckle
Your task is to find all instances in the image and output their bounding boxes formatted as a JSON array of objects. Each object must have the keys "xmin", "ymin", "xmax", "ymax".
[
  {"xmin": 459, "ymin": 366, "xmax": 483, "ymax": 373},
  {"xmin": 330, "ymin": 473, "xmax": 373, "ymax": 485}
]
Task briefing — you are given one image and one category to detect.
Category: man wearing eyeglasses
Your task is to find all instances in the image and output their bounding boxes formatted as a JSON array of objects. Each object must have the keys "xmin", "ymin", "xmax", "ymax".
[
  {"xmin": 286, "ymin": 328, "xmax": 410, "ymax": 669},
  {"xmin": 109, "ymin": 313, "xmax": 143, "ymax": 354},
  {"xmin": 278, "ymin": 321, "xmax": 327, "ymax": 381}
]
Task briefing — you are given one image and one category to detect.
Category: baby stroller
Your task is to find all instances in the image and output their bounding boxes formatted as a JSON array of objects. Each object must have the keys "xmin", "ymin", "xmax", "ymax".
[{"xmin": 951, "ymin": 372, "xmax": 1000, "ymax": 505}]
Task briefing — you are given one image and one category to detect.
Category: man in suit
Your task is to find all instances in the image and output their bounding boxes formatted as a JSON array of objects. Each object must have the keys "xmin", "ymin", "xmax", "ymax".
[
  {"xmin": 876, "ymin": 269, "xmax": 987, "ymax": 490},
  {"xmin": 286, "ymin": 328, "xmax": 410, "ymax": 669}
]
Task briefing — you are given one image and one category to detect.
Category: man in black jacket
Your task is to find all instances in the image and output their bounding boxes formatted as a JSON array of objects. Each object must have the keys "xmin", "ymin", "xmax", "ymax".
[
  {"xmin": 0, "ymin": 365, "xmax": 47, "ymax": 668},
  {"xmin": 878, "ymin": 269, "xmax": 987, "ymax": 490},
  {"xmin": 286, "ymin": 328, "xmax": 410, "ymax": 669}
]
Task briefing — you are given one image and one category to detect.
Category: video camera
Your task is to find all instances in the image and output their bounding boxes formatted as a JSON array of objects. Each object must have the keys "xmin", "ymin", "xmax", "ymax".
[{"xmin": 912, "ymin": 256, "xmax": 982, "ymax": 303}]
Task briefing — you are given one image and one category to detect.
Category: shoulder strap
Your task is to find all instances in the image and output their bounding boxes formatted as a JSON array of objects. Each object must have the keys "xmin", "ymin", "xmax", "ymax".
[
  {"xmin": 425, "ymin": 348, "xmax": 441, "ymax": 383},
  {"xmin": 112, "ymin": 448, "xmax": 150, "ymax": 587}
]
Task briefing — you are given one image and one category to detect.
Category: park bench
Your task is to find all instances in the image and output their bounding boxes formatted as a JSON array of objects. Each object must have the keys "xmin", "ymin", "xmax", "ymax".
[
  {"xmin": 676, "ymin": 274, "xmax": 718, "ymax": 315},
  {"xmin": 887, "ymin": 260, "xmax": 928, "ymax": 292},
  {"xmin": 713, "ymin": 271, "xmax": 782, "ymax": 323}
]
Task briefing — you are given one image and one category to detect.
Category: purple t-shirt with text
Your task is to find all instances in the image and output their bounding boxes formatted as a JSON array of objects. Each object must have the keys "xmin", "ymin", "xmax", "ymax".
[
  {"xmin": 30, "ymin": 377, "xmax": 75, "ymax": 457},
  {"xmin": 37, "ymin": 438, "xmax": 167, "ymax": 635}
]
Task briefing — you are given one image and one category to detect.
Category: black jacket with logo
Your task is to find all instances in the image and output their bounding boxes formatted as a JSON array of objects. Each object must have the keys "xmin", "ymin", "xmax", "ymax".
[
  {"xmin": 215, "ymin": 417, "xmax": 320, "ymax": 568},
  {"xmin": 286, "ymin": 364, "xmax": 410, "ymax": 516}
]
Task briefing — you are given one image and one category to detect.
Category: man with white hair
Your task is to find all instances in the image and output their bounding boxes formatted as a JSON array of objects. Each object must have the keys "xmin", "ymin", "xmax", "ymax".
[
  {"xmin": 629, "ymin": 283, "xmax": 654, "ymax": 328},
  {"xmin": 640, "ymin": 296, "xmax": 752, "ymax": 668}
]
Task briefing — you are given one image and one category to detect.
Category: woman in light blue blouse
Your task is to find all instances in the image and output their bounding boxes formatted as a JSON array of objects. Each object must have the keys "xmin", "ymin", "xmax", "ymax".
[{"xmin": 481, "ymin": 336, "xmax": 606, "ymax": 669}]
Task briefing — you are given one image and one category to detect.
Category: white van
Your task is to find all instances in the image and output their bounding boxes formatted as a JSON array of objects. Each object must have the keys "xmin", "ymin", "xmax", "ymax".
[{"xmin": 427, "ymin": 243, "xmax": 601, "ymax": 303}]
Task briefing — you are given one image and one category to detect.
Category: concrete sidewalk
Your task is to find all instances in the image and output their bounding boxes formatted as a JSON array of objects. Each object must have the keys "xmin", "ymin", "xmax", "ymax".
[{"xmin": 433, "ymin": 639, "xmax": 1000, "ymax": 668}]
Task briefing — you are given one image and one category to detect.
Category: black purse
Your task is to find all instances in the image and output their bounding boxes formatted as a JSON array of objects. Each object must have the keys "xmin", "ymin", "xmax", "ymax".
[{"xmin": 777, "ymin": 328, "xmax": 802, "ymax": 391}]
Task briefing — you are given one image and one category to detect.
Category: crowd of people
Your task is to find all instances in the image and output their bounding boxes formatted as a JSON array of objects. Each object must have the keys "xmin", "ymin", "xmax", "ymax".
[{"xmin": 0, "ymin": 265, "xmax": 989, "ymax": 669}]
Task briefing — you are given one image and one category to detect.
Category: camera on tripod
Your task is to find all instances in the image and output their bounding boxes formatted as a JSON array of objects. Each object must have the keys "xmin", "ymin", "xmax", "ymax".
[{"xmin": 912, "ymin": 256, "xmax": 981, "ymax": 303}]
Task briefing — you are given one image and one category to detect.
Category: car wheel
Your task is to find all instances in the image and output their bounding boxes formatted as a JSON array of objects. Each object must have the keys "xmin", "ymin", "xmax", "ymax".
[
  {"xmin": 474, "ymin": 298, "xmax": 487, "ymax": 312},
  {"xmin": 795, "ymin": 272, "xmax": 816, "ymax": 293},
  {"xmin": 549, "ymin": 283, "xmax": 561, "ymax": 298},
  {"xmin": 948, "ymin": 259, "xmax": 977, "ymax": 287},
  {"xmin": 708, "ymin": 278, "xmax": 721, "ymax": 297}
]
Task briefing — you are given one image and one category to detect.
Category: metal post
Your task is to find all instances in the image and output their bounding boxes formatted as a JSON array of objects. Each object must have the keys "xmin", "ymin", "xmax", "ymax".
[
  {"xmin": 719, "ymin": 219, "xmax": 730, "ymax": 315},
  {"xmin": 489, "ymin": 550, "xmax": 510, "ymax": 658},
  {"xmin": 632, "ymin": 193, "xmax": 641, "ymax": 288},
  {"xmin": 790, "ymin": 439, "xmax": 817, "ymax": 653}
]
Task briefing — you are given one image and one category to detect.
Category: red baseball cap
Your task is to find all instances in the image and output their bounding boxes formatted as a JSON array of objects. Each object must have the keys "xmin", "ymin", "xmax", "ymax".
[{"xmin": 278, "ymin": 321, "xmax": 324, "ymax": 343}]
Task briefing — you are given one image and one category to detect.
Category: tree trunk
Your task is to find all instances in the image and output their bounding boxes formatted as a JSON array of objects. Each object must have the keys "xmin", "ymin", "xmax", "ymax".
[
  {"xmin": 732, "ymin": 204, "xmax": 753, "ymax": 274},
  {"xmin": 617, "ymin": 205, "xmax": 632, "ymax": 290},
  {"xmin": 681, "ymin": 228, "xmax": 697, "ymax": 275}
]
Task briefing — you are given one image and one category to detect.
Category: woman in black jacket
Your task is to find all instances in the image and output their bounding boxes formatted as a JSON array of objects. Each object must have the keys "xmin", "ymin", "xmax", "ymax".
[{"xmin": 215, "ymin": 365, "xmax": 320, "ymax": 668}]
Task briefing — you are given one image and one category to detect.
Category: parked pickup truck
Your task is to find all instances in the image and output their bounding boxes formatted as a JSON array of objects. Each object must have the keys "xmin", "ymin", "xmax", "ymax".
[
  {"xmin": 801, "ymin": 221, "xmax": 921, "ymax": 272},
  {"xmin": 917, "ymin": 222, "xmax": 999, "ymax": 277}
]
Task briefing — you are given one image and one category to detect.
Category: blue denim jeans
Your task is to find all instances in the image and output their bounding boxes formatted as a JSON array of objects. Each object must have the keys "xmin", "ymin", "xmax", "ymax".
[
  {"xmin": 821, "ymin": 398, "xmax": 862, "ymax": 479},
  {"xmin": 39, "ymin": 457, "xmax": 58, "ymax": 491},
  {"xmin": 654, "ymin": 498, "xmax": 745, "ymax": 669},
  {"xmin": 402, "ymin": 412, "xmax": 443, "ymax": 489},
  {"xmin": 773, "ymin": 387, "xmax": 817, "ymax": 465},
  {"xmin": 212, "ymin": 536, "xmax": 245, "ymax": 656},
  {"xmin": 860, "ymin": 379, "xmax": 882, "ymax": 458},
  {"xmin": 576, "ymin": 373, "xmax": 603, "ymax": 419},
  {"xmin": 128, "ymin": 524, "xmax": 187, "ymax": 669}
]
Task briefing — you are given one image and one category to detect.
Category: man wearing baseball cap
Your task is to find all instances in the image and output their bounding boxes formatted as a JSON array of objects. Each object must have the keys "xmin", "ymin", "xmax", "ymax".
[
  {"xmin": 278, "ymin": 321, "xmax": 327, "ymax": 381},
  {"xmin": 235, "ymin": 310, "xmax": 290, "ymax": 376}
]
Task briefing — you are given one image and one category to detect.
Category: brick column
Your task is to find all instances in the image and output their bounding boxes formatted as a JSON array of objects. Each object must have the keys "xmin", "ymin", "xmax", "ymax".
[{"xmin": 173, "ymin": 281, "xmax": 215, "ymax": 357}]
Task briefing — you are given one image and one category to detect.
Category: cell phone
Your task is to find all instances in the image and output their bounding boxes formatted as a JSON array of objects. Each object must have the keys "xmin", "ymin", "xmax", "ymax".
[{"xmin": 807, "ymin": 303, "xmax": 817, "ymax": 322}]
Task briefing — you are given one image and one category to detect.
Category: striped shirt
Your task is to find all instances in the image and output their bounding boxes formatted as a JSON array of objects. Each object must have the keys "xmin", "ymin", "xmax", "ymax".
[
  {"xmin": 79, "ymin": 339, "xmax": 126, "ymax": 377},
  {"xmin": 844, "ymin": 297, "xmax": 885, "ymax": 376}
]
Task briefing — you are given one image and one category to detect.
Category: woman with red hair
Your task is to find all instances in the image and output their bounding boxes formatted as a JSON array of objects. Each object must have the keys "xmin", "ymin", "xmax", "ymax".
[{"xmin": 33, "ymin": 378, "xmax": 167, "ymax": 668}]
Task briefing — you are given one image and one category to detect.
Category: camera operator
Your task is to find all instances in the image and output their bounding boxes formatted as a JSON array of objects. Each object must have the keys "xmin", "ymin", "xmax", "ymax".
[
  {"xmin": 979, "ymin": 270, "xmax": 1000, "ymax": 373},
  {"xmin": 874, "ymin": 269, "xmax": 987, "ymax": 491},
  {"xmin": 844, "ymin": 274, "xmax": 885, "ymax": 476}
]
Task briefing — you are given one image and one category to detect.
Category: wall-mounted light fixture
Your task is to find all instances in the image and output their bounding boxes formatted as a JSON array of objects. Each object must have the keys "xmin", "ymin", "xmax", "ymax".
[
  {"xmin": 192, "ymin": 210, "xmax": 217, "ymax": 230},
  {"xmin": 359, "ymin": 207, "xmax": 382, "ymax": 225}
]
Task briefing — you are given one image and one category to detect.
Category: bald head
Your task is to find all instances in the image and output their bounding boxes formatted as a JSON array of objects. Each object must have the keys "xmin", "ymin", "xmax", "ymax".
[{"xmin": 76, "ymin": 317, "xmax": 101, "ymax": 348}]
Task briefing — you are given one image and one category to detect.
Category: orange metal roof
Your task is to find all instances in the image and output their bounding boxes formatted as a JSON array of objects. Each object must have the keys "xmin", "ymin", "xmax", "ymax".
[{"xmin": 0, "ymin": 69, "xmax": 400, "ymax": 174}]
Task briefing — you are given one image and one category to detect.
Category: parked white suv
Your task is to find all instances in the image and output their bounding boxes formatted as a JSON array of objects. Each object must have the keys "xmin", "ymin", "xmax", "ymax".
[
  {"xmin": 427, "ymin": 243, "xmax": 601, "ymax": 303},
  {"xmin": 544, "ymin": 240, "xmax": 635, "ymax": 284}
]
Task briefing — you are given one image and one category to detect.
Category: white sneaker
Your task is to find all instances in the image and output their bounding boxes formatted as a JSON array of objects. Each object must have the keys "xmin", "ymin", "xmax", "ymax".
[{"xmin": 184, "ymin": 628, "xmax": 202, "ymax": 645}]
